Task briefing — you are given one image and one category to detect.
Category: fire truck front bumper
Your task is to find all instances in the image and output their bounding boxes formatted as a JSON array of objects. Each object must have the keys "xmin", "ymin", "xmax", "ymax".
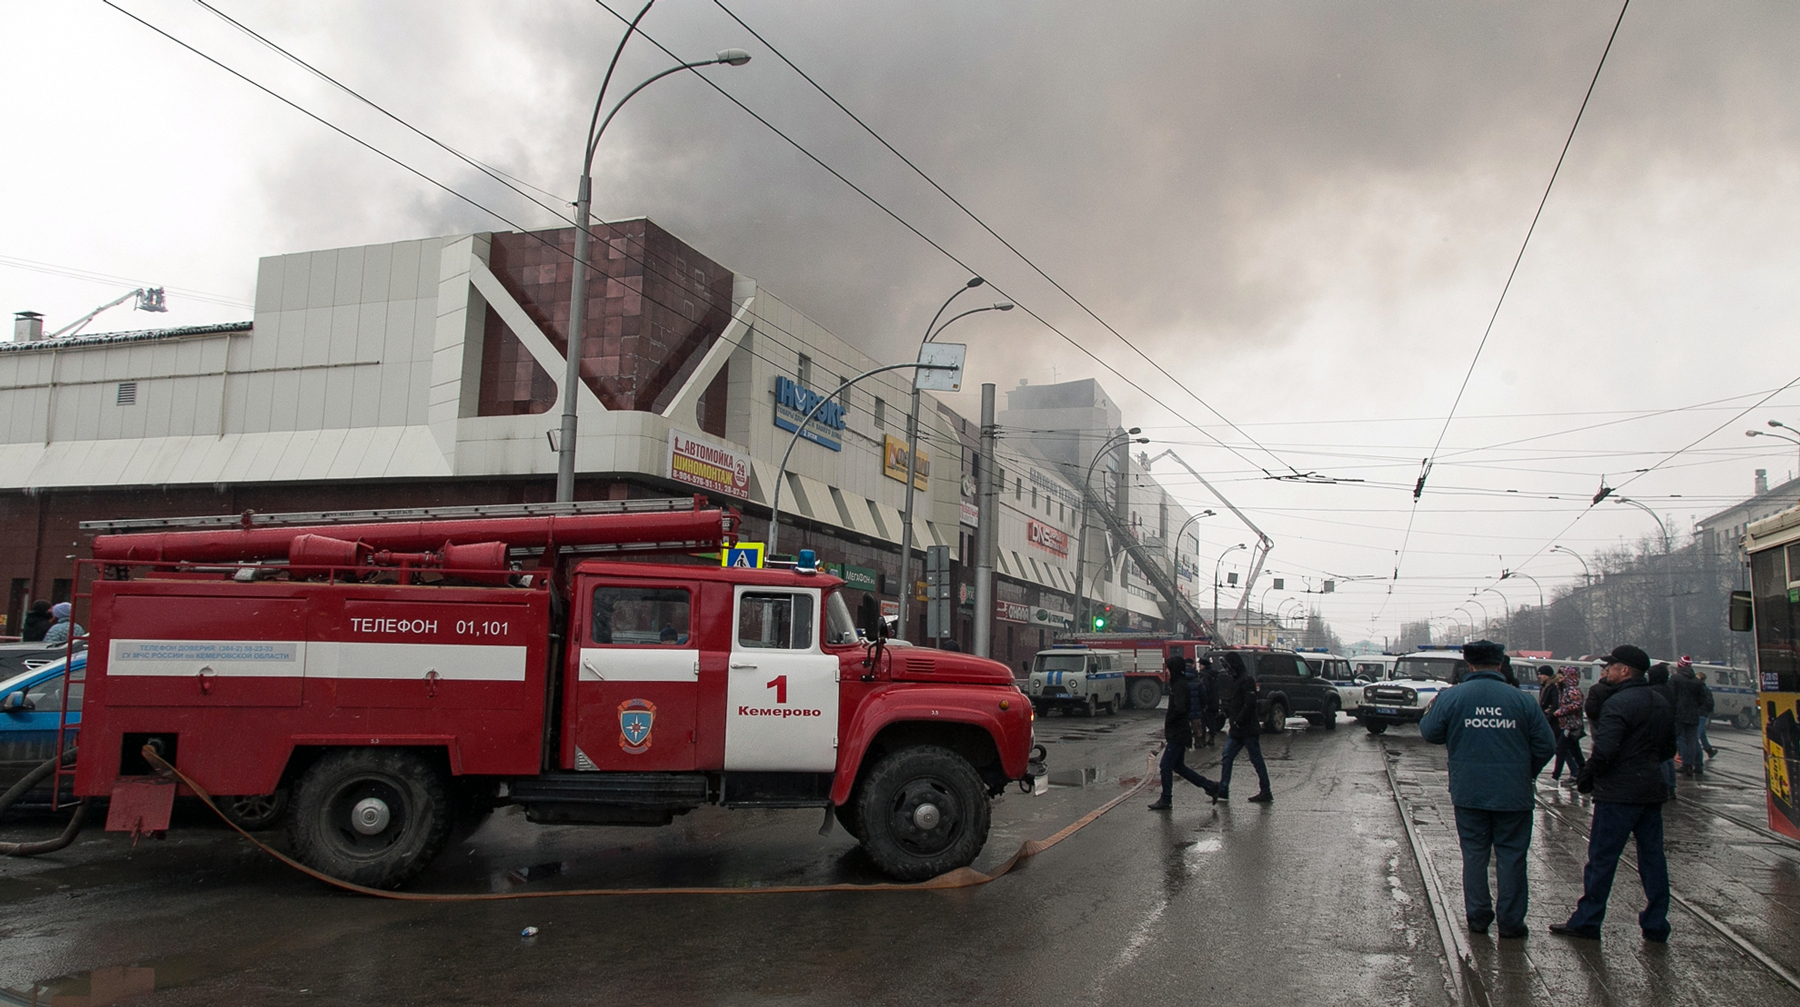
[{"xmin": 1026, "ymin": 744, "xmax": 1049, "ymax": 795}]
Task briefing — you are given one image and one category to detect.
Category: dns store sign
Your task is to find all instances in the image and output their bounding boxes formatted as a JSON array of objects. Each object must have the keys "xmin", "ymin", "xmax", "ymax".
[{"xmin": 1027, "ymin": 519, "xmax": 1068, "ymax": 557}]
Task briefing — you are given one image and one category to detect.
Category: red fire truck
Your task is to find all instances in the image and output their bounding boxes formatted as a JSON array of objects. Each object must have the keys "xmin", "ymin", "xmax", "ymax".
[
  {"xmin": 1052, "ymin": 632, "xmax": 1214, "ymax": 708},
  {"xmin": 66, "ymin": 498, "xmax": 1040, "ymax": 887}
]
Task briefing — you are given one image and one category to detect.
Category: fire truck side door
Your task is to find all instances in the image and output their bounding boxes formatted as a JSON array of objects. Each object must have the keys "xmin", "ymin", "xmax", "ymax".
[
  {"xmin": 724, "ymin": 587, "xmax": 838, "ymax": 772},
  {"xmin": 571, "ymin": 583, "xmax": 699, "ymax": 772}
]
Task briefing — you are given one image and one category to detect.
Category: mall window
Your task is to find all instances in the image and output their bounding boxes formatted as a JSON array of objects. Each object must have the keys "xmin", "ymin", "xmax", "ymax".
[
  {"xmin": 874, "ymin": 397, "xmax": 886, "ymax": 429},
  {"xmin": 798, "ymin": 354, "xmax": 813, "ymax": 387}
]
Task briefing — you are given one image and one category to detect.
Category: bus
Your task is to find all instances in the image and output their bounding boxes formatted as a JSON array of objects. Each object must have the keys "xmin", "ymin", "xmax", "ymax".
[{"xmin": 1732, "ymin": 506, "xmax": 1800, "ymax": 841}]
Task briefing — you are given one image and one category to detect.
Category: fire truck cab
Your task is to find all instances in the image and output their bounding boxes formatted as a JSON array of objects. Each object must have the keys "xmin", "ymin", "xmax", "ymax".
[{"xmin": 68, "ymin": 500, "xmax": 1040, "ymax": 888}]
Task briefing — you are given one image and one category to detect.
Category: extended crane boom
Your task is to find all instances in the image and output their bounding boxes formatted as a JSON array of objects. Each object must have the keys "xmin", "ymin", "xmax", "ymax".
[
  {"xmin": 49, "ymin": 287, "xmax": 166, "ymax": 340},
  {"xmin": 1147, "ymin": 449, "xmax": 1275, "ymax": 644}
]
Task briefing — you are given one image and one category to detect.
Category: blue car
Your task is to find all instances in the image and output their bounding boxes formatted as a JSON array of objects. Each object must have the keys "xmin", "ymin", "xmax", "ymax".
[{"xmin": 0, "ymin": 650, "xmax": 84, "ymax": 802}]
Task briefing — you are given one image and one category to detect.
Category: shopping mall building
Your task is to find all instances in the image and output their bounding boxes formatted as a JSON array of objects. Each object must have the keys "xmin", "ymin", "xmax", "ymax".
[{"xmin": 0, "ymin": 219, "xmax": 1206, "ymax": 668}]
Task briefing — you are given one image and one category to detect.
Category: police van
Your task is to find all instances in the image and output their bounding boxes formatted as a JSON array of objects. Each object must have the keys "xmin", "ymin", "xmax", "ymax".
[
  {"xmin": 1691, "ymin": 662, "xmax": 1758, "ymax": 729},
  {"xmin": 1027, "ymin": 646, "xmax": 1127, "ymax": 716},
  {"xmin": 1358, "ymin": 646, "xmax": 1464, "ymax": 735}
]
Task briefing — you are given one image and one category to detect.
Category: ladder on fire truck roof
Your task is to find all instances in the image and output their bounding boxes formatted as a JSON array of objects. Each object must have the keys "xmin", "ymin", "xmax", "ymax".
[
  {"xmin": 1076, "ymin": 480, "xmax": 1216, "ymax": 640},
  {"xmin": 77, "ymin": 496, "xmax": 723, "ymax": 533}
]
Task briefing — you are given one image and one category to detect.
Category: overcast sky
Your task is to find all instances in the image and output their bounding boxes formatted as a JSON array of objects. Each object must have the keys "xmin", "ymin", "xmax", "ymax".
[{"xmin": 5, "ymin": 1, "xmax": 1798, "ymax": 650}]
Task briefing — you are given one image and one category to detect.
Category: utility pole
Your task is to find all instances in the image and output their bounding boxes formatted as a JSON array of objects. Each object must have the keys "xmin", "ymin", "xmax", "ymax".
[{"xmin": 974, "ymin": 383, "xmax": 997, "ymax": 658}]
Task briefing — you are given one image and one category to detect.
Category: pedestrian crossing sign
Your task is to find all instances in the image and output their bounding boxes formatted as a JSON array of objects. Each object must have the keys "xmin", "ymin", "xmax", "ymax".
[{"xmin": 722, "ymin": 542, "xmax": 766, "ymax": 569}]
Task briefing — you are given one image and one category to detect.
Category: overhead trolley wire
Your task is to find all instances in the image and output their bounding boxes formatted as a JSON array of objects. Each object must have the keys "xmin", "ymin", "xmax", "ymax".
[
  {"xmin": 706, "ymin": 0, "xmax": 1301, "ymax": 480},
  {"xmin": 1380, "ymin": 0, "xmax": 1632, "ymax": 619},
  {"xmin": 582, "ymin": 0, "xmax": 1290, "ymax": 484}
]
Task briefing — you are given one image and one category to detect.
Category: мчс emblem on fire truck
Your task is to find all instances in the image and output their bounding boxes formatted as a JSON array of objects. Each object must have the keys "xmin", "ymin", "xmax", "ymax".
[{"xmin": 618, "ymin": 698, "xmax": 657, "ymax": 754}]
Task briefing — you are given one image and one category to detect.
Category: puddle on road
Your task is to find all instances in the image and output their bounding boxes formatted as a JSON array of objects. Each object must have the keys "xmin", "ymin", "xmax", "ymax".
[{"xmin": 6, "ymin": 965, "xmax": 162, "ymax": 1006}]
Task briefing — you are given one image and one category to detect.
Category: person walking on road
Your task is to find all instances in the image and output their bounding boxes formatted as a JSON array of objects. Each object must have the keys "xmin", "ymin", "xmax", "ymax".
[
  {"xmin": 1549, "ymin": 666, "xmax": 1587, "ymax": 784},
  {"xmin": 1215, "ymin": 652, "xmax": 1273, "ymax": 803},
  {"xmin": 1693, "ymin": 665, "xmax": 1718, "ymax": 758},
  {"xmin": 1149, "ymin": 656, "xmax": 1218, "ymax": 810},
  {"xmin": 1551, "ymin": 644, "xmax": 1678, "ymax": 943},
  {"xmin": 1420, "ymin": 640, "xmax": 1557, "ymax": 939},
  {"xmin": 1672, "ymin": 657, "xmax": 1708, "ymax": 777},
  {"xmin": 1196, "ymin": 658, "xmax": 1221, "ymax": 748}
]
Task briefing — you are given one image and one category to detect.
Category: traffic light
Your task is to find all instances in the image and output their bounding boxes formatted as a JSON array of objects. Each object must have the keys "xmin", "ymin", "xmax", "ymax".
[{"xmin": 1092, "ymin": 604, "xmax": 1115, "ymax": 631}]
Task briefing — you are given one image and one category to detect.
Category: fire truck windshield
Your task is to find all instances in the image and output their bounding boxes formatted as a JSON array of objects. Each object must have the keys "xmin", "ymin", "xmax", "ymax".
[{"xmin": 825, "ymin": 590, "xmax": 859, "ymax": 645}]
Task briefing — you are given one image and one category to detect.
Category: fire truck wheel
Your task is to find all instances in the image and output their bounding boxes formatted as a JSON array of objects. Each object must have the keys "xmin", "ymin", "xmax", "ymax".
[
  {"xmin": 288, "ymin": 749, "xmax": 451, "ymax": 889},
  {"xmin": 856, "ymin": 745, "xmax": 991, "ymax": 882},
  {"xmin": 1130, "ymin": 680, "xmax": 1162, "ymax": 711},
  {"xmin": 219, "ymin": 789, "xmax": 289, "ymax": 831}
]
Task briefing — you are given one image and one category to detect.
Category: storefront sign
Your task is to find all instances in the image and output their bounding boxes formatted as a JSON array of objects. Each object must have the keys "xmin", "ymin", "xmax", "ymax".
[
  {"xmin": 667, "ymin": 430, "xmax": 749, "ymax": 498},
  {"xmin": 1027, "ymin": 519, "xmax": 1068, "ymax": 557},
  {"xmin": 883, "ymin": 435, "xmax": 929, "ymax": 490},
  {"xmin": 773, "ymin": 376, "xmax": 846, "ymax": 451},
  {"xmin": 1031, "ymin": 606, "xmax": 1073, "ymax": 629},
  {"xmin": 840, "ymin": 563, "xmax": 878, "ymax": 591},
  {"xmin": 960, "ymin": 501, "xmax": 980, "ymax": 527},
  {"xmin": 996, "ymin": 601, "xmax": 1031, "ymax": 623},
  {"xmin": 881, "ymin": 600, "xmax": 899, "ymax": 619}
]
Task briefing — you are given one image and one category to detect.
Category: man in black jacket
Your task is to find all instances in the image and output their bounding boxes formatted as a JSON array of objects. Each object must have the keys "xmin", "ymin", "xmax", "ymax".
[
  {"xmin": 1671, "ymin": 659, "xmax": 1708, "ymax": 776},
  {"xmin": 1551, "ymin": 644, "xmax": 1678, "ymax": 943},
  {"xmin": 1149, "ymin": 656, "xmax": 1217, "ymax": 810},
  {"xmin": 1216, "ymin": 652, "xmax": 1273, "ymax": 803}
]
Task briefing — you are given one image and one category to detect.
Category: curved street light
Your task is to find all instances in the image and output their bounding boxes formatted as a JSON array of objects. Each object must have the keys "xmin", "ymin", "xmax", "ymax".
[
  {"xmin": 1550, "ymin": 545, "xmax": 1594, "ymax": 656},
  {"xmin": 1500, "ymin": 570, "xmax": 1546, "ymax": 652},
  {"xmin": 1072, "ymin": 428, "xmax": 1148, "ymax": 631},
  {"xmin": 1615, "ymin": 495, "xmax": 1678, "ymax": 659},
  {"xmin": 895, "ymin": 282, "xmax": 1013, "ymax": 638},
  {"xmin": 1170, "ymin": 508, "xmax": 1217, "ymax": 623},
  {"xmin": 1465, "ymin": 596, "xmax": 1489, "ymax": 636},
  {"xmin": 766, "ymin": 361, "xmax": 957, "ymax": 560},
  {"xmin": 556, "ymin": 42, "xmax": 752, "ymax": 501},
  {"xmin": 1213, "ymin": 543, "xmax": 1248, "ymax": 641}
]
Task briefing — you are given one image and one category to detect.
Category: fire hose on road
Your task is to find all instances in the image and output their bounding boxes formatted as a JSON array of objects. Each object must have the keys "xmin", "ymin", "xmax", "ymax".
[
  {"xmin": 142, "ymin": 746, "xmax": 1153, "ymax": 900},
  {"xmin": 0, "ymin": 749, "xmax": 90, "ymax": 857}
]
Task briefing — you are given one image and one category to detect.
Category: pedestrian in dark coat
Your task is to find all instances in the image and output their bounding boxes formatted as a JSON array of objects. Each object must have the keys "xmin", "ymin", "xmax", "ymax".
[
  {"xmin": 19, "ymin": 600, "xmax": 51, "ymax": 642},
  {"xmin": 1197, "ymin": 659, "xmax": 1221, "ymax": 747},
  {"xmin": 1215, "ymin": 652, "xmax": 1272, "ymax": 802},
  {"xmin": 1420, "ymin": 640, "xmax": 1557, "ymax": 938},
  {"xmin": 1693, "ymin": 665, "xmax": 1718, "ymax": 758},
  {"xmin": 1671, "ymin": 658, "xmax": 1707, "ymax": 776},
  {"xmin": 1536, "ymin": 667, "xmax": 1559, "ymax": 720},
  {"xmin": 1647, "ymin": 663, "xmax": 1677, "ymax": 795},
  {"xmin": 1552, "ymin": 644, "xmax": 1678, "ymax": 943},
  {"xmin": 1149, "ymin": 657, "xmax": 1217, "ymax": 810}
]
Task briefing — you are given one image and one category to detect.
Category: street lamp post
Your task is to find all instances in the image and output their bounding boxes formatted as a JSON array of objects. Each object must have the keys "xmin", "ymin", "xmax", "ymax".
[
  {"xmin": 1213, "ymin": 543, "xmax": 1247, "ymax": 639},
  {"xmin": 1501, "ymin": 570, "xmax": 1546, "ymax": 652},
  {"xmin": 556, "ymin": 44, "xmax": 751, "ymax": 502},
  {"xmin": 1616, "ymin": 496, "xmax": 1679, "ymax": 659},
  {"xmin": 1170, "ymin": 509, "xmax": 1216, "ymax": 631},
  {"xmin": 1478, "ymin": 587, "xmax": 1511, "ymax": 642},
  {"xmin": 1551, "ymin": 544, "xmax": 1594, "ymax": 656},
  {"xmin": 766, "ymin": 361, "xmax": 958, "ymax": 560},
  {"xmin": 1746, "ymin": 426, "xmax": 1800, "ymax": 477},
  {"xmin": 1466, "ymin": 596, "xmax": 1489, "ymax": 637},
  {"xmin": 895, "ymin": 279, "xmax": 1012, "ymax": 640},
  {"xmin": 1451, "ymin": 608, "xmax": 1476, "ymax": 642},
  {"xmin": 1071, "ymin": 429, "xmax": 1148, "ymax": 631}
]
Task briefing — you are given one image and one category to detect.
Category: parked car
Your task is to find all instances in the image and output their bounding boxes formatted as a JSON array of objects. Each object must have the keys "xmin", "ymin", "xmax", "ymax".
[
  {"xmin": 1299, "ymin": 650, "xmax": 1360, "ymax": 725},
  {"xmin": 1026, "ymin": 646, "xmax": 1127, "ymax": 716},
  {"xmin": 0, "ymin": 651, "xmax": 83, "ymax": 804},
  {"xmin": 1358, "ymin": 647, "xmax": 1465, "ymax": 735},
  {"xmin": 1209, "ymin": 646, "xmax": 1339, "ymax": 731}
]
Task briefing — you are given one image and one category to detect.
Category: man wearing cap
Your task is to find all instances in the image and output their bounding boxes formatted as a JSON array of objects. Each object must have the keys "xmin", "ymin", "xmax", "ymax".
[
  {"xmin": 1420, "ymin": 640, "xmax": 1557, "ymax": 939},
  {"xmin": 41, "ymin": 603, "xmax": 82, "ymax": 647},
  {"xmin": 1552, "ymin": 644, "xmax": 1677, "ymax": 943}
]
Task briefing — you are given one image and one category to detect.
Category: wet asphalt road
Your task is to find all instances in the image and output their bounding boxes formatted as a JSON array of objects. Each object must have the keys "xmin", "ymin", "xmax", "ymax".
[{"xmin": 1, "ymin": 710, "xmax": 1793, "ymax": 1006}]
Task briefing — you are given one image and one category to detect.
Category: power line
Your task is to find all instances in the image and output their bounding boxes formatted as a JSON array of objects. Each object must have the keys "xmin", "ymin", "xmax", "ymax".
[
  {"xmin": 1416, "ymin": 0, "xmax": 1633, "ymax": 499},
  {"xmin": 706, "ymin": 0, "xmax": 1299, "ymax": 479},
  {"xmin": 582, "ymin": 0, "xmax": 1290, "ymax": 484}
]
